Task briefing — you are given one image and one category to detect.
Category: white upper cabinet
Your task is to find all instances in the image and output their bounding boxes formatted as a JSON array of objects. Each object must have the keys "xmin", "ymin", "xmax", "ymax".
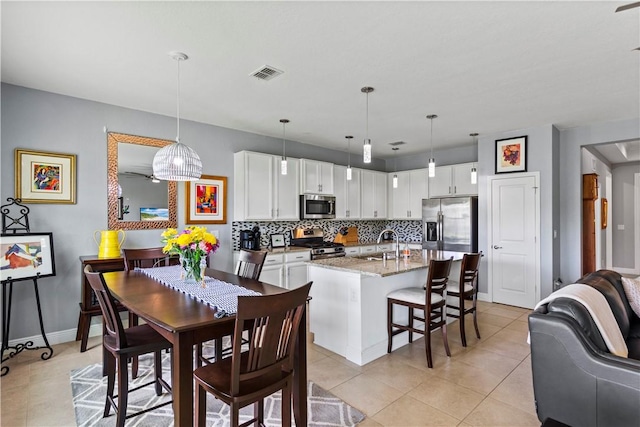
[
  {"xmin": 301, "ymin": 159, "xmax": 334, "ymax": 194},
  {"xmin": 234, "ymin": 151, "xmax": 299, "ymax": 221},
  {"xmin": 389, "ymin": 169, "xmax": 429, "ymax": 219},
  {"xmin": 428, "ymin": 163, "xmax": 477, "ymax": 197},
  {"xmin": 333, "ymin": 166, "xmax": 361, "ymax": 220},
  {"xmin": 361, "ymin": 170, "xmax": 387, "ymax": 219}
]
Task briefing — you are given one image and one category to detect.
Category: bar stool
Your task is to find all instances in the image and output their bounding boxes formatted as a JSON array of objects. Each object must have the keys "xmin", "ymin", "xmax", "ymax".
[
  {"xmin": 446, "ymin": 252, "xmax": 482, "ymax": 347},
  {"xmin": 387, "ymin": 257, "xmax": 453, "ymax": 368}
]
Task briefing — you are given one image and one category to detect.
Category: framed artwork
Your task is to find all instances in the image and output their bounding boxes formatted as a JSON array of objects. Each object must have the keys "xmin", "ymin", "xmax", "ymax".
[
  {"xmin": 15, "ymin": 149, "xmax": 76, "ymax": 204},
  {"xmin": 270, "ymin": 233, "xmax": 285, "ymax": 248},
  {"xmin": 185, "ymin": 175, "xmax": 227, "ymax": 224},
  {"xmin": 495, "ymin": 136, "xmax": 527, "ymax": 174},
  {"xmin": 0, "ymin": 232, "xmax": 56, "ymax": 282}
]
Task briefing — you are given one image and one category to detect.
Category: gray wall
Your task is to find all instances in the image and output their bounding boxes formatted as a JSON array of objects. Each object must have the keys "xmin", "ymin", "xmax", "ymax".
[
  {"xmin": 477, "ymin": 124, "xmax": 558, "ymax": 298},
  {"xmin": 0, "ymin": 83, "xmax": 390, "ymax": 341},
  {"xmin": 611, "ymin": 162, "xmax": 640, "ymax": 269},
  {"xmin": 559, "ymin": 118, "xmax": 640, "ymax": 283}
]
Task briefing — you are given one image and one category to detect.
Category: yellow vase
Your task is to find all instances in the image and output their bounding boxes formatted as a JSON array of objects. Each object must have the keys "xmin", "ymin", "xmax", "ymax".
[{"xmin": 94, "ymin": 230, "xmax": 126, "ymax": 258}]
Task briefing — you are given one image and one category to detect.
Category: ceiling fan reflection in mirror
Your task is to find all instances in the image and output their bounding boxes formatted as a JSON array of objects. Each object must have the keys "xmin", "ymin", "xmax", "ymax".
[{"xmin": 122, "ymin": 171, "xmax": 161, "ymax": 183}]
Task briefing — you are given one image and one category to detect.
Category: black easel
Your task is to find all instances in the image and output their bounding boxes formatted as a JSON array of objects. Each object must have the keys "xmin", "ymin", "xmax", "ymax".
[{"xmin": 1, "ymin": 198, "xmax": 54, "ymax": 376}]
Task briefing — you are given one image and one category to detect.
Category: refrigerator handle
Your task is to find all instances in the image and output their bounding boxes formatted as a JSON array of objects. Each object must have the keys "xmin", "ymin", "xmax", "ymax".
[{"xmin": 438, "ymin": 211, "xmax": 443, "ymax": 241}]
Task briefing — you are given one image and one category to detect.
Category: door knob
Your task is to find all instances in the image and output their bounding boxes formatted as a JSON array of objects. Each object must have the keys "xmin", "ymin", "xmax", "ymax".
[{"xmin": 493, "ymin": 245, "xmax": 503, "ymax": 249}]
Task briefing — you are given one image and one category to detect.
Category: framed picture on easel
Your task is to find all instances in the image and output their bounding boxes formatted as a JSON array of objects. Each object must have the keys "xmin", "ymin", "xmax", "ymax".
[{"xmin": 0, "ymin": 233, "xmax": 56, "ymax": 282}]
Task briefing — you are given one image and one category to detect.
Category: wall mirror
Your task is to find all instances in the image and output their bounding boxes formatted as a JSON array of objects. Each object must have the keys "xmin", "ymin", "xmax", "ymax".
[{"xmin": 107, "ymin": 132, "xmax": 177, "ymax": 230}]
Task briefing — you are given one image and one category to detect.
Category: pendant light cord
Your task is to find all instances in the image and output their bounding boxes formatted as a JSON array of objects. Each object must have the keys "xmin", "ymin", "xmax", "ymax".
[
  {"xmin": 366, "ymin": 91, "xmax": 369, "ymax": 140},
  {"xmin": 282, "ymin": 121, "xmax": 286, "ymax": 158},
  {"xmin": 430, "ymin": 118, "xmax": 433, "ymax": 158},
  {"xmin": 347, "ymin": 137, "xmax": 351, "ymax": 167},
  {"xmin": 176, "ymin": 56, "xmax": 181, "ymax": 143}
]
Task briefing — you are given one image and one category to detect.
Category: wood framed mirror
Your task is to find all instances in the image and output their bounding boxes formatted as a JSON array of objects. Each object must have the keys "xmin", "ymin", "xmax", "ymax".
[{"xmin": 107, "ymin": 132, "xmax": 177, "ymax": 230}]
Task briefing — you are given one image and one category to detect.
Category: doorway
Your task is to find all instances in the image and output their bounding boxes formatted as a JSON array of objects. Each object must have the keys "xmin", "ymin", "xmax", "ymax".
[{"xmin": 487, "ymin": 172, "xmax": 540, "ymax": 309}]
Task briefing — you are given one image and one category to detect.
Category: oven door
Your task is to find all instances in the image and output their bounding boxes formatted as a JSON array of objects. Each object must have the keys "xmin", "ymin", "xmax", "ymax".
[{"xmin": 300, "ymin": 195, "xmax": 335, "ymax": 219}]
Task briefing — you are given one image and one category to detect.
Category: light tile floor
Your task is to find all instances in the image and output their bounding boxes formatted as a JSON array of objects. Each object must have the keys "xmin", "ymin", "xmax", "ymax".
[{"xmin": 0, "ymin": 301, "xmax": 538, "ymax": 426}]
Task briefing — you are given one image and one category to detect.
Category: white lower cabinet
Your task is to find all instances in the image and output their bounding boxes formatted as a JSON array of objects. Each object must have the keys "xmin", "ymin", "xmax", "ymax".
[
  {"xmin": 285, "ymin": 251, "xmax": 311, "ymax": 289},
  {"xmin": 344, "ymin": 246, "xmax": 361, "ymax": 256},
  {"xmin": 234, "ymin": 251, "xmax": 310, "ymax": 289}
]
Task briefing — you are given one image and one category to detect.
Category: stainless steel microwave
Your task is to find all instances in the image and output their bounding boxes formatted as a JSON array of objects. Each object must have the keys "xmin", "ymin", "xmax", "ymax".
[{"xmin": 300, "ymin": 194, "xmax": 336, "ymax": 219}]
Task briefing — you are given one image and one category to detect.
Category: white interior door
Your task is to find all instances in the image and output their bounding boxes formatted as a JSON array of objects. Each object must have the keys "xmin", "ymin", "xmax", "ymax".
[{"xmin": 489, "ymin": 174, "xmax": 539, "ymax": 308}]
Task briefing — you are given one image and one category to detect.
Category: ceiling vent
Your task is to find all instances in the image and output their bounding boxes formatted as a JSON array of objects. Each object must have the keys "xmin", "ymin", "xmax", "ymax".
[
  {"xmin": 250, "ymin": 65, "xmax": 284, "ymax": 81},
  {"xmin": 389, "ymin": 141, "xmax": 406, "ymax": 146}
]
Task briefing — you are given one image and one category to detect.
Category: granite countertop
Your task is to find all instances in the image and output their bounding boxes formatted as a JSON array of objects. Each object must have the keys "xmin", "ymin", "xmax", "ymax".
[
  {"xmin": 308, "ymin": 249, "xmax": 465, "ymax": 277},
  {"xmin": 234, "ymin": 246, "xmax": 310, "ymax": 254},
  {"xmin": 341, "ymin": 240, "xmax": 418, "ymax": 247}
]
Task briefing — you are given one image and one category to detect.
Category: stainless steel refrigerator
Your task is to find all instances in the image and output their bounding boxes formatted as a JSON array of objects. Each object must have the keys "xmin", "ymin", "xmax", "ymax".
[{"xmin": 422, "ymin": 196, "xmax": 478, "ymax": 252}]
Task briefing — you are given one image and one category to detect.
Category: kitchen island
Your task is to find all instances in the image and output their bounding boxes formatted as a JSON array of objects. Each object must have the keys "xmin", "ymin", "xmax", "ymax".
[{"xmin": 308, "ymin": 250, "xmax": 464, "ymax": 365}]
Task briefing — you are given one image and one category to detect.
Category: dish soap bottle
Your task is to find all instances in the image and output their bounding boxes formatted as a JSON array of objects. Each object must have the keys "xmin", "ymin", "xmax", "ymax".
[{"xmin": 403, "ymin": 242, "xmax": 410, "ymax": 260}]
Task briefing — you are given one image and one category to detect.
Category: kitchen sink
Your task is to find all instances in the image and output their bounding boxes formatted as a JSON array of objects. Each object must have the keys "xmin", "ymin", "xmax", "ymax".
[{"xmin": 352, "ymin": 254, "xmax": 384, "ymax": 261}]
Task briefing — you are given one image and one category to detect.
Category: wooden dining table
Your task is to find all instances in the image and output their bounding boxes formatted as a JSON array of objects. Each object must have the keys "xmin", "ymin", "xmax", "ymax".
[{"xmin": 101, "ymin": 267, "xmax": 308, "ymax": 426}]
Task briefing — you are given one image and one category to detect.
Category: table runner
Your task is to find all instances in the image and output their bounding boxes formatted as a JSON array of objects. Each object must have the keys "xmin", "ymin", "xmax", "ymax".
[{"xmin": 136, "ymin": 265, "xmax": 261, "ymax": 316}]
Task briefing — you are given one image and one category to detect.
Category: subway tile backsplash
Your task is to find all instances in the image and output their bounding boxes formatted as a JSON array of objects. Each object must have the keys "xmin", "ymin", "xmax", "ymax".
[{"xmin": 232, "ymin": 219, "xmax": 422, "ymax": 250}]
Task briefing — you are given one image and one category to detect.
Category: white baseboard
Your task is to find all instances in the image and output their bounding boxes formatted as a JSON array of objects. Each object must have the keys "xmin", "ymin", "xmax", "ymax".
[
  {"xmin": 477, "ymin": 292, "xmax": 490, "ymax": 302},
  {"xmin": 4, "ymin": 320, "xmax": 123, "ymax": 349}
]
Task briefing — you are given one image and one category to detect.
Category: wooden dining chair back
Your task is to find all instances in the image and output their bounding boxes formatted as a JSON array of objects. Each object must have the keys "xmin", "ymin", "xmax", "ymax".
[
  {"xmin": 234, "ymin": 249, "xmax": 268, "ymax": 280},
  {"xmin": 122, "ymin": 247, "xmax": 180, "ymax": 376},
  {"xmin": 387, "ymin": 257, "xmax": 453, "ymax": 368},
  {"xmin": 84, "ymin": 265, "xmax": 172, "ymax": 427},
  {"xmin": 198, "ymin": 249, "xmax": 268, "ymax": 365},
  {"xmin": 193, "ymin": 282, "xmax": 312, "ymax": 427},
  {"xmin": 123, "ymin": 247, "xmax": 180, "ymax": 270},
  {"xmin": 446, "ymin": 252, "xmax": 482, "ymax": 346}
]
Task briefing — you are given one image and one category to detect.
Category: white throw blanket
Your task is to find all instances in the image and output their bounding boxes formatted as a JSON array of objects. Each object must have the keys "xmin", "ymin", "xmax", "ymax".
[{"xmin": 530, "ymin": 283, "xmax": 628, "ymax": 358}]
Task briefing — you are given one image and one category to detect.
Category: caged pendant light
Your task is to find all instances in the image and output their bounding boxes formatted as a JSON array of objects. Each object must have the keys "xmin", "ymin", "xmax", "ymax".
[
  {"xmin": 470, "ymin": 133, "xmax": 478, "ymax": 185},
  {"xmin": 392, "ymin": 147, "xmax": 399, "ymax": 189},
  {"xmin": 345, "ymin": 135, "xmax": 353, "ymax": 180},
  {"xmin": 361, "ymin": 86, "xmax": 374, "ymax": 163},
  {"xmin": 153, "ymin": 52, "xmax": 202, "ymax": 181},
  {"xmin": 427, "ymin": 114, "xmax": 437, "ymax": 178},
  {"xmin": 280, "ymin": 119, "xmax": 289, "ymax": 175}
]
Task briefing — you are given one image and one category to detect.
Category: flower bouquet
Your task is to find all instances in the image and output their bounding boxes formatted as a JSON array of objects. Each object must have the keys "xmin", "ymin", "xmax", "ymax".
[{"xmin": 161, "ymin": 226, "xmax": 219, "ymax": 286}]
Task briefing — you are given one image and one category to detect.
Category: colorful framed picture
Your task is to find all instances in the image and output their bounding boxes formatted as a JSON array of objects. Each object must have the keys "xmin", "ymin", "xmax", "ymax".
[
  {"xmin": 185, "ymin": 175, "xmax": 227, "ymax": 224},
  {"xmin": 0, "ymin": 232, "xmax": 56, "ymax": 282},
  {"xmin": 495, "ymin": 136, "xmax": 527, "ymax": 174},
  {"xmin": 15, "ymin": 149, "xmax": 76, "ymax": 204}
]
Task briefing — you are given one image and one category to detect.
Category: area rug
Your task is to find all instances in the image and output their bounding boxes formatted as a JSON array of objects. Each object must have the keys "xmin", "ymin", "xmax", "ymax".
[{"xmin": 70, "ymin": 351, "xmax": 365, "ymax": 427}]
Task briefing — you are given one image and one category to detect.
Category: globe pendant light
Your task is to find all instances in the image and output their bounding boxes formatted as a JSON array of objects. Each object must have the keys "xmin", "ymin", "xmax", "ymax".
[
  {"xmin": 280, "ymin": 119, "xmax": 289, "ymax": 175},
  {"xmin": 345, "ymin": 135, "xmax": 353, "ymax": 180},
  {"xmin": 361, "ymin": 86, "xmax": 374, "ymax": 164},
  {"xmin": 427, "ymin": 114, "xmax": 437, "ymax": 178},
  {"xmin": 152, "ymin": 52, "xmax": 202, "ymax": 181},
  {"xmin": 392, "ymin": 147, "xmax": 399, "ymax": 189},
  {"xmin": 470, "ymin": 133, "xmax": 478, "ymax": 185}
]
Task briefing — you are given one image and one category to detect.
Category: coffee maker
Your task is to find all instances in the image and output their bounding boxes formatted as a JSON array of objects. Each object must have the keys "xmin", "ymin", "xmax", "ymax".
[{"xmin": 240, "ymin": 226, "xmax": 261, "ymax": 250}]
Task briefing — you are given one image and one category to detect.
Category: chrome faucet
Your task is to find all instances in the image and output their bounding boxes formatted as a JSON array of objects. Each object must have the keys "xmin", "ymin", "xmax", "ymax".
[{"xmin": 377, "ymin": 229, "xmax": 400, "ymax": 260}]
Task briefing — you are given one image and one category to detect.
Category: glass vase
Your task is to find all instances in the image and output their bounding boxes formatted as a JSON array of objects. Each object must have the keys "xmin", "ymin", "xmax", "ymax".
[{"xmin": 180, "ymin": 254, "xmax": 207, "ymax": 287}]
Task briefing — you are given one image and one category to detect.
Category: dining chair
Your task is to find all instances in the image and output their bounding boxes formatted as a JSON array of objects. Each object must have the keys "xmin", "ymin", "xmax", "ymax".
[
  {"xmin": 446, "ymin": 252, "xmax": 482, "ymax": 347},
  {"xmin": 386, "ymin": 257, "xmax": 453, "ymax": 368},
  {"xmin": 122, "ymin": 247, "xmax": 180, "ymax": 376},
  {"xmin": 198, "ymin": 249, "xmax": 268, "ymax": 365},
  {"xmin": 83, "ymin": 265, "xmax": 172, "ymax": 427},
  {"xmin": 193, "ymin": 282, "xmax": 312, "ymax": 427}
]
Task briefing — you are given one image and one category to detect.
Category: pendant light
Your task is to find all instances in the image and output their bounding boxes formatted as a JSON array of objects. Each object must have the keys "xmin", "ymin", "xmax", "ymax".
[
  {"xmin": 345, "ymin": 135, "xmax": 353, "ymax": 180},
  {"xmin": 152, "ymin": 52, "xmax": 202, "ymax": 181},
  {"xmin": 392, "ymin": 147, "xmax": 399, "ymax": 189},
  {"xmin": 361, "ymin": 86, "xmax": 374, "ymax": 163},
  {"xmin": 427, "ymin": 114, "xmax": 437, "ymax": 177},
  {"xmin": 470, "ymin": 133, "xmax": 478, "ymax": 185},
  {"xmin": 280, "ymin": 119, "xmax": 289, "ymax": 175}
]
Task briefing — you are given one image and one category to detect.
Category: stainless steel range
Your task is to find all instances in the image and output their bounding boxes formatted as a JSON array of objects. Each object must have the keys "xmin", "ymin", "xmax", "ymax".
[{"xmin": 290, "ymin": 227, "xmax": 345, "ymax": 260}]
